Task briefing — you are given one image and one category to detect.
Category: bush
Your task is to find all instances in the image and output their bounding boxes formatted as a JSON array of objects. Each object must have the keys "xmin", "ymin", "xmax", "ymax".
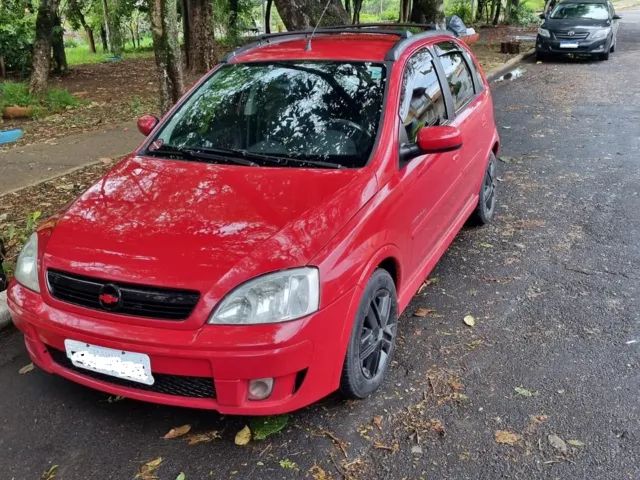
[
  {"xmin": 511, "ymin": 2, "xmax": 539, "ymax": 25},
  {"xmin": 446, "ymin": 0, "xmax": 473, "ymax": 24},
  {"xmin": 0, "ymin": 81, "xmax": 80, "ymax": 116},
  {"xmin": 0, "ymin": 1, "xmax": 35, "ymax": 74}
]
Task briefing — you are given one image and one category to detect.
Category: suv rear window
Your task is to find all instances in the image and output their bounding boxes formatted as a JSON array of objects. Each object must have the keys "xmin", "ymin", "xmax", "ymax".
[{"xmin": 151, "ymin": 61, "xmax": 386, "ymax": 168}]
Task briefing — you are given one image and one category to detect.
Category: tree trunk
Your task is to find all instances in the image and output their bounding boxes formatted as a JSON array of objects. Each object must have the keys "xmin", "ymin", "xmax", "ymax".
[
  {"xmin": 181, "ymin": 0, "xmax": 190, "ymax": 68},
  {"xmin": 85, "ymin": 27, "xmax": 96, "ymax": 52},
  {"xmin": 100, "ymin": 26, "xmax": 108, "ymax": 51},
  {"xmin": 273, "ymin": 0, "xmax": 350, "ymax": 30},
  {"xmin": 101, "ymin": 0, "xmax": 112, "ymax": 52},
  {"xmin": 410, "ymin": 0, "xmax": 445, "ymax": 27},
  {"xmin": 52, "ymin": 12, "xmax": 68, "ymax": 74},
  {"xmin": 185, "ymin": 0, "xmax": 216, "ymax": 73},
  {"xmin": 149, "ymin": 0, "xmax": 185, "ymax": 113},
  {"xmin": 265, "ymin": 0, "xmax": 273, "ymax": 33},
  {"xmin": 229, "ymin": 0, "xmax": 238, "ymax": 40},
  {"xmin": 493, "ymin": 0, "xmax": 502, "ymax": 24},
  {"xmin": 30, "ymin": 0, "xmax": 57, "ymax": 95},
  {"xmin": 352, "ymin": 0, "xmax": 362, "ymax": 23},
  {"xmin": 400, "ymin": 0, "xmax": 411, "ymax": 22}
]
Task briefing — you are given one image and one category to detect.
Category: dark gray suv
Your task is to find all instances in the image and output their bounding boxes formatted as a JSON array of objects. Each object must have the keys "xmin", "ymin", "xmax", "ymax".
[{"xmin": 536, "ymin": 0, "xmax": 621, "ymax": 60}]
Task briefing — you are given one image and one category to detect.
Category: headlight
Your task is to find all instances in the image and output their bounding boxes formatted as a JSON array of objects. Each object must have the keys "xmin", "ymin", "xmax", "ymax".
[
  {"xmin": 15, "ymin": 233, "xmax": 40, "ymax": 292},
  {"xmin": 209, "ymin": 267, "xmax": 319, "ymax": 325},
  {"xmin": 590, "ymin": 28, "xmax": 611, "ymax": 40},
  {"xmin": 538, "ymin": 28, "xmax": 551, "ymax": 38}
]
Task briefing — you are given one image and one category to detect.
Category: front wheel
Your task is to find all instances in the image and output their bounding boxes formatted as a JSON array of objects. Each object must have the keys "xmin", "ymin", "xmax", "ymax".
[
  {"xmin": 599, "ymin": 51, "xmax": 610, "ymax": 60},
  {"xmin": 470, "ymin": 153, "xmax": 497, "ymax": 225},
  {"xmin": 340, "ymin": 269, "xmax": 398, "ymax": 399}
]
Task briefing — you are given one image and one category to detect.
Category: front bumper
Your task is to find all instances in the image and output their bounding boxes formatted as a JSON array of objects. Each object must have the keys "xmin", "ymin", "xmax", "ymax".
[
  {"xmin": 536, "ymin": 34, "xmax": 610, "ymax": 54},
  {"xmin": 8, "ymin": 282, "xmax": 357, "ymax": 414}
]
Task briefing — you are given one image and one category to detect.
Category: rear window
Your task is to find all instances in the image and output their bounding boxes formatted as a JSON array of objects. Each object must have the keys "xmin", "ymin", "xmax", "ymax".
[{"xmin": 439, "ymin": 52, "xmax": 475, "ymax": 111}]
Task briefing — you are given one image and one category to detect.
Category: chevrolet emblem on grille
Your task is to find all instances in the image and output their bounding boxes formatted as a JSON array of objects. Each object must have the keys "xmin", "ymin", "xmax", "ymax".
[
  {"xmin": 568, "ymin": 31, "xmax": 575, "ymax": 36},
  {"xmin": 98, "ymin": 284, "xmax": 122, "ymax": 310}
]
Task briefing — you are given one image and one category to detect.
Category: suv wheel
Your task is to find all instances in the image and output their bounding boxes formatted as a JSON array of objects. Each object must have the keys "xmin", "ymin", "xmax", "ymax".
[
  {"xmin": 340, "ymin": 269, "xmax": 398, "ymax": 399},
  {"xmin": 470, "ymin": 153, "xmax": 497, "ymax": 225}
]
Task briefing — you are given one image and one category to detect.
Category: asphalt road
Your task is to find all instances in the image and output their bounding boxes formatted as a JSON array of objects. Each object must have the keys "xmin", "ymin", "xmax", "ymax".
[{"xmin": 1, "ymin": 11, "xmax": 639, "ymax": 480}]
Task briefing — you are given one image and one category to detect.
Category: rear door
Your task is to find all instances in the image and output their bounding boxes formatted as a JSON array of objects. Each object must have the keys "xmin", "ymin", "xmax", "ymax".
[{"xmin": 434, "ymin": 41, "xmax": 493, "ymax": 212}]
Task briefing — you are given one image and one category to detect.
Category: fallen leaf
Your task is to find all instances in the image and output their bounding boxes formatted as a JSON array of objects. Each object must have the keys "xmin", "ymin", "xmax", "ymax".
[
  {"xmin": 548, "ymin": 434, "xmax": 568, "ymax": 455},
  {"xmin": 186, "ymin": 430, "xmax": 221, "ymax": 445},
  {"xmin": 234, "ymin": 425, "xmax": 251, "ymax": 446},
  {"xmin": 163, "ymin": 424, "xmax": 191, "ymax": 439},
  {"xmin": 567, "ymin": 439, "xmax": 585, "ymax": 447},
  {"xmin": 19, "ymin": 363, "xmax": 34, "ymax": 374},
  {"xmin": 429, "ymin": 419, "xmax": 445, "ymax": 436},
  {"xmin": 479, "ymin": 242, "xmax": 494, "ymax": 248},
  {"xmin": 463, "ymin": 315, "xmax": 475, "ymax": 327},
  {"xmin": 250, "ymin": 415, "xmax": 289, "ymax": 440},
  {"xmin": 372, "ymin": 415, "xmax": 383, "ymax": 430},
  {"xmin": 514, "ymin": 386, "xmax": 537, "ymax": 397},
  {"xmin": 495, "ymin": 430, "xmax": 521, "ymax": 445},
  {"xmin": 106, "ymin": 395, "xmax": 125, "ymax": 403},
  {"xmin": 175, "ymin": 473, "xmax": 186, "ymax": 480},
  {"xmin": 413, "ymin": 307, "xmax": 434, "ymax": 317},
  {"xmin": 309, "ymin": 464, "xmax": 331, "ymax": 480},
  {"xmin": 41, "ymin": 465, "xmax": 58, "ymax": 480},
  {"xmin": 136, "ymin": 457, "xmax": 163, "ymax": 480},
  {"xmin": 279, "ymin": 459, "xmax": 298, "ymax": 470}
]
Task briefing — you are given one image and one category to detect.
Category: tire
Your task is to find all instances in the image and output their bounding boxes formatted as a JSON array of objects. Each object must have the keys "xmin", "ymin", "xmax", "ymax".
[
  {"xmin": 339, "ymin": 269, "xmax": 398, "ymax": 399},
  {"xmin": 536, "ymin": 51, "xmax": 548, "ymax": 61},
  {"xmin": 599, "ymin": 51, "xmax": 610, "ymax": 60},
  {"xmin": 610, "ymin": 42, "xmax": 615, "ymax": 53},
  {"xmin": 470, "ymin": 153, "xmax": 498, "ymax": 225}
]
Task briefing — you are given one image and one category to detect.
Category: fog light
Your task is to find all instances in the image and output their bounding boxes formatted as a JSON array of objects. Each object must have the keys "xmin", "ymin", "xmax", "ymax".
[{"xmin": 248, "ymin": 378, "xmax": 274, "ymax": 400}]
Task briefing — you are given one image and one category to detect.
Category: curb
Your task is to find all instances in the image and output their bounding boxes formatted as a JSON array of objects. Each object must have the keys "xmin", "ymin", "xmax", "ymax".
[
  {"xmin": 486, "ymin": 48, "xmax": 536, "ymax": 82},
  {"xmin": 0, "ymin": 291, "xmax": 11, "ymax": 330}
]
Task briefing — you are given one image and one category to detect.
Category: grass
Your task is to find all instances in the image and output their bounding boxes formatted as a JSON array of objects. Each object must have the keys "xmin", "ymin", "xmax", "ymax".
[
  {"xmin": 522, "ymin": 0, "xmax": 545, "ymax": 11},
  {"xmin": 65, "ymin": 37, "xmax": 154, "ymax": 66},
  {"xmin": 0, "ymin": 81, "xmax": 80, "ymax": 117}
]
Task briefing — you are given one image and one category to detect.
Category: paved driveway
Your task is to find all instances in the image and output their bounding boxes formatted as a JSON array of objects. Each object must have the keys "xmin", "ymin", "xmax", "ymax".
[{"xmin": 1, "ymin": 10, "xmax": 639, "ymax": 479}]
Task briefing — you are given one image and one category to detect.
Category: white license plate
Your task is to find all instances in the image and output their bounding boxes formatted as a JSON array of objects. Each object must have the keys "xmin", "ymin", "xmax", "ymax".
[
  {"xmin": 560, "ymin": 42, "xmax": 579, "ymax": 48},
  {"xmin": 64, "ymin": 339, "xmax": 155, "ymax": 385}
]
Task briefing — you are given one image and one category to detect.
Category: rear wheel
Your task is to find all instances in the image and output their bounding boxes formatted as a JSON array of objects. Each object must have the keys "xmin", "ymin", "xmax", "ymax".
[
  {"xmin": 340, "ymin": 269, "xmax": 398, "ymax": 399},
  {"xmin": 470, "ymin": 153, "xmax": 497, "ymax": 225}
]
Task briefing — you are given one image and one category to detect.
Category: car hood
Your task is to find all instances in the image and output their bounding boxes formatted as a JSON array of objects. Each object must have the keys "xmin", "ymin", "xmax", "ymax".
[
  {"xmin": 43, "ymin": 155, "xmax": 377, "ymax": 304},
  {"xmin": 543, "ymin": 18, "xmax": 610, "ymax": 31}
]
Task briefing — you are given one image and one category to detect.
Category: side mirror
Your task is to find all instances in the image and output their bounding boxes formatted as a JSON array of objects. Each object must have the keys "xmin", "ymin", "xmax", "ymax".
[
  {"xmin": 538, "ymin": 12, "xmax": 546, "ymax": 19},
  {"xmin": 416, "ymin": 125, "xmax": 463, "ymax": 154},
  {"xmin": 137, "ymin": 114, "xmax": 159, "ymax": 136},
  {"xmin": 612, "ymin": 14, "xmax": 621, "ymax": 19}
]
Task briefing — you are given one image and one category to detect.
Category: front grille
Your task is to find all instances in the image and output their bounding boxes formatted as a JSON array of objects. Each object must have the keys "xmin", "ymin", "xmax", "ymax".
[
  {"xmin": 48, "ymin": 348, "xmax": 215, "ymax": 398},
  {"xmin": 555, "ymin": 32, "xmax": 589, "ymax": 40},
  {"xmin": 47, "ymin": 269, "xmax": 200, "ymax": 320}
]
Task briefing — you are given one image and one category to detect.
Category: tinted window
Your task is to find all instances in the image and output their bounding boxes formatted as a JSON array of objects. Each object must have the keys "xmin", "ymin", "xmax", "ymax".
[
  {"xmin": 439, "ymin": 52, "xmax": 475, "ymax": 111},
  {"xmin": 152, "ymin": 61, "xmax": 386, "ymax": 168},
  {"xmin": 399, "ymin": 49, "xmax": 447, "ymax": 143},
  {"xmin": 550, "ymin": 2, "xmax": 609, "ymax": 19}
]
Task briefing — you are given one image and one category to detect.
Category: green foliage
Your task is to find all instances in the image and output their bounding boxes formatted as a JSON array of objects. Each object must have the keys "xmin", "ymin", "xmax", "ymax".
[
  {"xmin": 249, "ymin": 415, "xmax": 290, "ymax": 440},
  {"xmin": 0, "ymin": 82, "xmax": 80, "ymax": 116},
  {"xmin": 0, "ymin": 211, "xmax": 42, "ymax": 278},
  {"xmin": 511, "ymin": 1, "xmax": 539, "ymax": 24},
  {"xmin": 445, "ymin": 0, "xmax": 473, "ymax": 24},
  {"xmin": 0, "ymin": 0, "xmax": 36, "ymax": 74}
]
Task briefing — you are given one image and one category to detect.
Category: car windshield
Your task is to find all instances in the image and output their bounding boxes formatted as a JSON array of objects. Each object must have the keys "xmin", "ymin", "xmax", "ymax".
[
  {"xmin": 550, "ymin": 2, "xmax": 609, "ymax": 19},
  {"xmin": 150, "ymin": 61, "xmax": 387, "ymax": 168}
]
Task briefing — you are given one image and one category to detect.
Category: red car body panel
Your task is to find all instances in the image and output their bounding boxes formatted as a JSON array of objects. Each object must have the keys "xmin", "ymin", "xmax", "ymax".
[{"xmin": 8, "ymin": 32, "xmax": 499, "ymax": 414}]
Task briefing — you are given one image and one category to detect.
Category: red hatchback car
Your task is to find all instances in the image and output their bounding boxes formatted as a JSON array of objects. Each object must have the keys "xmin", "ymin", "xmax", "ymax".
[{"xmin": 8, "ymin": 26, "xmax": 499, "ymax": 415}]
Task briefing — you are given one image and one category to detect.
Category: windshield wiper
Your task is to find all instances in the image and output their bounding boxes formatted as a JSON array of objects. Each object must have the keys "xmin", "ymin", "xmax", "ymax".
[
  {"xmin": 146, "ymin": 144, "xmax": 258, "ymax": 167},
  {"xmin": 231, "ymin": 149, "xmax": 346, "ymax": 169}
]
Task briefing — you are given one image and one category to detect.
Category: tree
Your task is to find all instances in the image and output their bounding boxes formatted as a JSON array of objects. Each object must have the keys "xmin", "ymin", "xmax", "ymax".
[
  {"xmin": 183, "ymin": 0, "xmax": 216, "ymax": 72},
  {"xmin": 149, "ymin": 0, "xmax": 184, "ymax": 113},
  {"xmin": 30, "ymin": 0, "xmax": 58, "ymax": 94},
  {"xmin": 67, "ymin": 0, "xmax": 97, "ymax": 53},
  {"xmin": 52, "ymin": 11, "xmax": 68, "ymax": 73},
  {"xmin": 410, "ymin": 0, "xmax": 445, "ymax": 27},
  {"xmin": 273, "ymin": 0, "xmax": 349, "ymax": 30}
]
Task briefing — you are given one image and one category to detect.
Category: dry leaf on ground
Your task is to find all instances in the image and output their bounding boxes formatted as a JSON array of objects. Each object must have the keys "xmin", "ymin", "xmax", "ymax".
[
  {"xmin": 163, "ymin": 424, "xmax": 191, "ymax": 439},
  {"xmin": 19, "ymin": 363, "xmax": 34, "ymax": 374},
  {"xmin": 463, "ymin": 315, "xmax": 476, "ymax": 327},
  {"xmin": 567, "ymin": 439, "xmax": 585, "ymax": 447},
  {"xmin": 548, "ymin": 433, "xmax": 568, "ymax": 454},
  {"xmin": 495, "ymin": 430, "xmax": 521, "ymax": 445},
  {"xmin": 186, "ymin": 430, "xmax": 221, "ymax": 445},
  {"xmin": 41, "ymin": 465, "xmax": 58, "ymax": 480},
  {"xmin": 413, "ymin": 307, "xmax": 434, "ymax": 317},
  {"xmin": 136, "ymin": 457, "xmax": 163, "ymax": 480},
  {"xmin": 372, "ymin": 415, "xmax": 383, "ymax": 430},
  {"xmin": 234, "ymin": 425, "xmax": 251, "ymax": 446},
  {"xmin": 309, "ymin": 464, "xmax": 332, "ymax": 480}
]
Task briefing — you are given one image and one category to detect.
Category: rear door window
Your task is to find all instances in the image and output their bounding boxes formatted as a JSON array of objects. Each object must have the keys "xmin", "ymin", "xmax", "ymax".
[
  {"xmin": 438, "ymin": 50, "xmax": 475, "ymax": 112},
  {"xmin": 399, "ymin": 48, "xmax": 447, "ymax": 143}
]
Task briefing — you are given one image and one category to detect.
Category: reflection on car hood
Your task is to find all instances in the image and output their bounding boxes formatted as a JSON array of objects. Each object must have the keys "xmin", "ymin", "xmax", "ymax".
[
  {"xmin": 543, "ymin": 18, "xmax": 610, "ymax": 30},
  {"xmin": 43, "ymin": 155, "xmax": 377, "ymax": 297}
]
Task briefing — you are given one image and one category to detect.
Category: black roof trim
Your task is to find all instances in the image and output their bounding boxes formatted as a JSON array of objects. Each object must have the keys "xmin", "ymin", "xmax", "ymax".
[{"xmin": 384, "ymin": 30, "xmax": 455, "ymax": 61}]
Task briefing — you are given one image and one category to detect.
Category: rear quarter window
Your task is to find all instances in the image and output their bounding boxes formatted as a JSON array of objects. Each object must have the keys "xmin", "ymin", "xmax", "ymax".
[{"xmin": 439, "ymin": 51, "xmax": 475, "ymax": 112}]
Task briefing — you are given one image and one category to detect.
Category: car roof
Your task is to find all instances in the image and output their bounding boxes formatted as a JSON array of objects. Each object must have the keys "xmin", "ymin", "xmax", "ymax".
[
  {"xmin": 557, "ymin": 0, "xmax": 608, "ymax": 4},
  {"xmin": 225, "ymin": 29, "xmax": 457, "ymax": 64}
]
